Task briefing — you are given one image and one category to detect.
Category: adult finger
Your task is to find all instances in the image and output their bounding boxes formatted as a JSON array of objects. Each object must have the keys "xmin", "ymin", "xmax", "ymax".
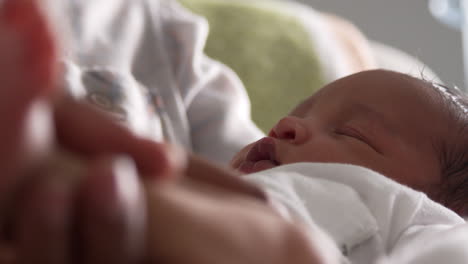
[
  {"xmin": 9, "ymin": 152, "xmax": 149, "ymax": 264},
  {"xmin": 12, "ymin": 151, "xmax": 83, "ymax": 264},
  {"xmin": 53, "ymin": 97, "xmax": 186, "ymax": 179},
  {"xmin": 0, "ymin": 0, "xmax": 57, "ymax": 219},
  {"xmin": 186, "ymin": 155, "xmax": 267, "ymax": 202},
  {"xmin": 0, "ymin": 0, "xmax": 58, "ymax": 114},
  {"xmin": 77, "ymin": 155, "xmax": 147, "ymax": 264},
  {"xmin": 145, "ymin": 179, "xmax": 331, "ymax": 264},
  {"xmin": 0, "ymin": 101, "xmax": 55, "ymax": 242},
  {"xmin": 0, "ymin": 0, "xmax": 58, "ymax": 149},
  {"xmin": 0, "ymin": 0, "xmax": 58, "ymax": 88}
]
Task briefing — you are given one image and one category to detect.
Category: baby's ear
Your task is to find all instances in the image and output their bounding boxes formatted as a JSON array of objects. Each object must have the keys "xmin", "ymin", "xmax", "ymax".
[{"xmin": 0, "ymin": 0, "xmax": 58, "ymax": 98}]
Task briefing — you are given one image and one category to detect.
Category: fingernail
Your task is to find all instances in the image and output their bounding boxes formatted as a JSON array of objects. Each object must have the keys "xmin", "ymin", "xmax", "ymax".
[{"xmin": 22, "ymin": 100, "xmax": 54, "ymax": 163}]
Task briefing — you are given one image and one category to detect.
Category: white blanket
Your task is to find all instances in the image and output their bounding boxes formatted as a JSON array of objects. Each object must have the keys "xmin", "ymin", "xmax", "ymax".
[{"xmin": 246, "ymin": 163, "xmax": 466, "ymax": 264}]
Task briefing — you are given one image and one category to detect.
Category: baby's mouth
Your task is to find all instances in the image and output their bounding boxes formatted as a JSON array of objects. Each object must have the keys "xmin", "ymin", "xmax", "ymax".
[{"xmin": 238, "ymin": 137, "xmax": 280, "ymax": 174}]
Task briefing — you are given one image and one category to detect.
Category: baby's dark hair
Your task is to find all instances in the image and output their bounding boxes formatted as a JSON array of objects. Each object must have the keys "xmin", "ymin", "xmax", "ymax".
[{"xmin": 428, "ymin": 82, "xmax": 468, "ymax": 216}]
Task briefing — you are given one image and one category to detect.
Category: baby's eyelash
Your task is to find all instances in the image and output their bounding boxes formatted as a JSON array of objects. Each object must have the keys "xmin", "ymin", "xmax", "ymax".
[
  {"xmin": 335, "ymin": 127, "xmax": 366, "ymax": 141},
  {"xmin": 335, "ymin": 127, "xmax": 383, "ymax": 154}
]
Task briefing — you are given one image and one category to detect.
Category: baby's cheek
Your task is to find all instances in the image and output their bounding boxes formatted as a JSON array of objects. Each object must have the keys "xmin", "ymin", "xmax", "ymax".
[{"xmin": 281, "ymin": 142, "xmax": 348, "ymax": 164}]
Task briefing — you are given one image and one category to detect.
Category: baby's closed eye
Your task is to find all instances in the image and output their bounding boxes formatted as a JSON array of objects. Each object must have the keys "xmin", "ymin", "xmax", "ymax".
[{"xmin": 334, "ymin": 126, "xmax": 382, "ymax": 154}]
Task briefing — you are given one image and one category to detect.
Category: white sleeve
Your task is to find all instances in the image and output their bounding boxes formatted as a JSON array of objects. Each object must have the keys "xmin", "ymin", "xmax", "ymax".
[
  {"xmin": 245, "ymin": 163, "xmax": 467, "ymax": 264},
  {"xmin": 186, "ymin": 57, "xmax": 264, "ymax": 164},
  {"xmin": 62, "ymin": 0, "xmax": 263, "ymax": 163},
  {"xmin": 162, "ymin": 1, "xmax": 264, "ymax": 164},
  {"xmin": 245, "ymin": 164, "xmax": 380, "ymax": 263}
]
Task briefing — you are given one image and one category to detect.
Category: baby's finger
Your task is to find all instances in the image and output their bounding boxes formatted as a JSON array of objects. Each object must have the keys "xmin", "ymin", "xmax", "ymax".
[
  {"xmin": 54, "ymin": 97, "xmax": 186, "ymax": 179},
  {"xmin": 77, "ymin": 155, "xmax": 147, "ymax": 264}
]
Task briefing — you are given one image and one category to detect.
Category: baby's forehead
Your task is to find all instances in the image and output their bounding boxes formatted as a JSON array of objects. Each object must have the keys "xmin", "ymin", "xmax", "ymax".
[
  {"xmin": 293, "ymin": 70, "xmax": 451, "ymax": 135},
  {"xmin": 312, "ymin": 70, "xmax": 440, "ymax": 108}
]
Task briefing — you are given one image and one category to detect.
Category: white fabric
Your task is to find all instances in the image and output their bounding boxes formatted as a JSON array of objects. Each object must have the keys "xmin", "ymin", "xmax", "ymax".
[
  {"xmin": 60, "ymin": 0, "xmax": 264, "ymax": 164},
  {"xmin": 246, "ymin": 163, "xmax": 466, "ymax": 264},
  {"xmin": 378, "ymin": 223, "xmax": 468, "ymax": 264}
]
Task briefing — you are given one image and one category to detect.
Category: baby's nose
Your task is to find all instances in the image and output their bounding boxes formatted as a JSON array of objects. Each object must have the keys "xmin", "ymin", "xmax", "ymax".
[{"xmin": 269, "ymin": 116, "xmax": 308, "ymax": 144}]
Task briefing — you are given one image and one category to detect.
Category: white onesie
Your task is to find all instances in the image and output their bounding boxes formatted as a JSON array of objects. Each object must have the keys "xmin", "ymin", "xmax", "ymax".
[{"xmin": 246, "ymin": 163, "xmax": 467, "ymax": 264}]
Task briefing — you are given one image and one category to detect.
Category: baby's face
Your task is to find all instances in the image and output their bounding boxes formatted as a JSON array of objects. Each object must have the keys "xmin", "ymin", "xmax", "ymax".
[{"xmin": 231, "ymin": 70, "xmax": 448, "ymax": 193}]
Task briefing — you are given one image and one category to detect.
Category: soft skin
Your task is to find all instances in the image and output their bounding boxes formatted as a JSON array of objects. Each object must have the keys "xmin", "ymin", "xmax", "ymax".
[{"xmin": 231, "ymin": 70, "xmax": 448, "ymax": 197}]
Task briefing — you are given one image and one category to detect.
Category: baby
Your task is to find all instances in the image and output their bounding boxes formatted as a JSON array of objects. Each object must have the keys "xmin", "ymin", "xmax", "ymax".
[
  {"xmin": 230, "ymin": 70, "xmax": 468, "ymax": 263},
  {"xmin": 231, "ymin": 69, "xmax": 468, "ymax": 215}
]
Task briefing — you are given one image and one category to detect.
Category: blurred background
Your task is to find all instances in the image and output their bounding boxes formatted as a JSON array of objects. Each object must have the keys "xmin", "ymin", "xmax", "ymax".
[{"xmin": 294, "ymin": 0, "xmax": 464, "ymax": 88}]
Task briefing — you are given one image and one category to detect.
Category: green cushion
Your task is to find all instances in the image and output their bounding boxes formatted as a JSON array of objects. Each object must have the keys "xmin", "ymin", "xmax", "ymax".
[{"xmin": 180, "ymin": 0, "xmax": 325, "ymax": 132}]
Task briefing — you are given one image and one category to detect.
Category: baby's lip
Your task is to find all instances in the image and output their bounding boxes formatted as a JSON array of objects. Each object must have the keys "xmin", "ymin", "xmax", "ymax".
[{"xmin": 239, "ymin": 137, "xmax": 279, "ymax": 173}]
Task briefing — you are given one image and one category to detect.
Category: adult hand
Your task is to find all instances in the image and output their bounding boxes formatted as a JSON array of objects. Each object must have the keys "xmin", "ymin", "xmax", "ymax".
[
  {"xmin": 0, "ymin": 0, "xmax": 182, "ymax": 263},
  {"xmin": 145, "ymin": 178, "xmax": 338, "ymax": 264},
  {"xmin": 186, "ymin": 154, "xmax": 266, "ymax": 201}
]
